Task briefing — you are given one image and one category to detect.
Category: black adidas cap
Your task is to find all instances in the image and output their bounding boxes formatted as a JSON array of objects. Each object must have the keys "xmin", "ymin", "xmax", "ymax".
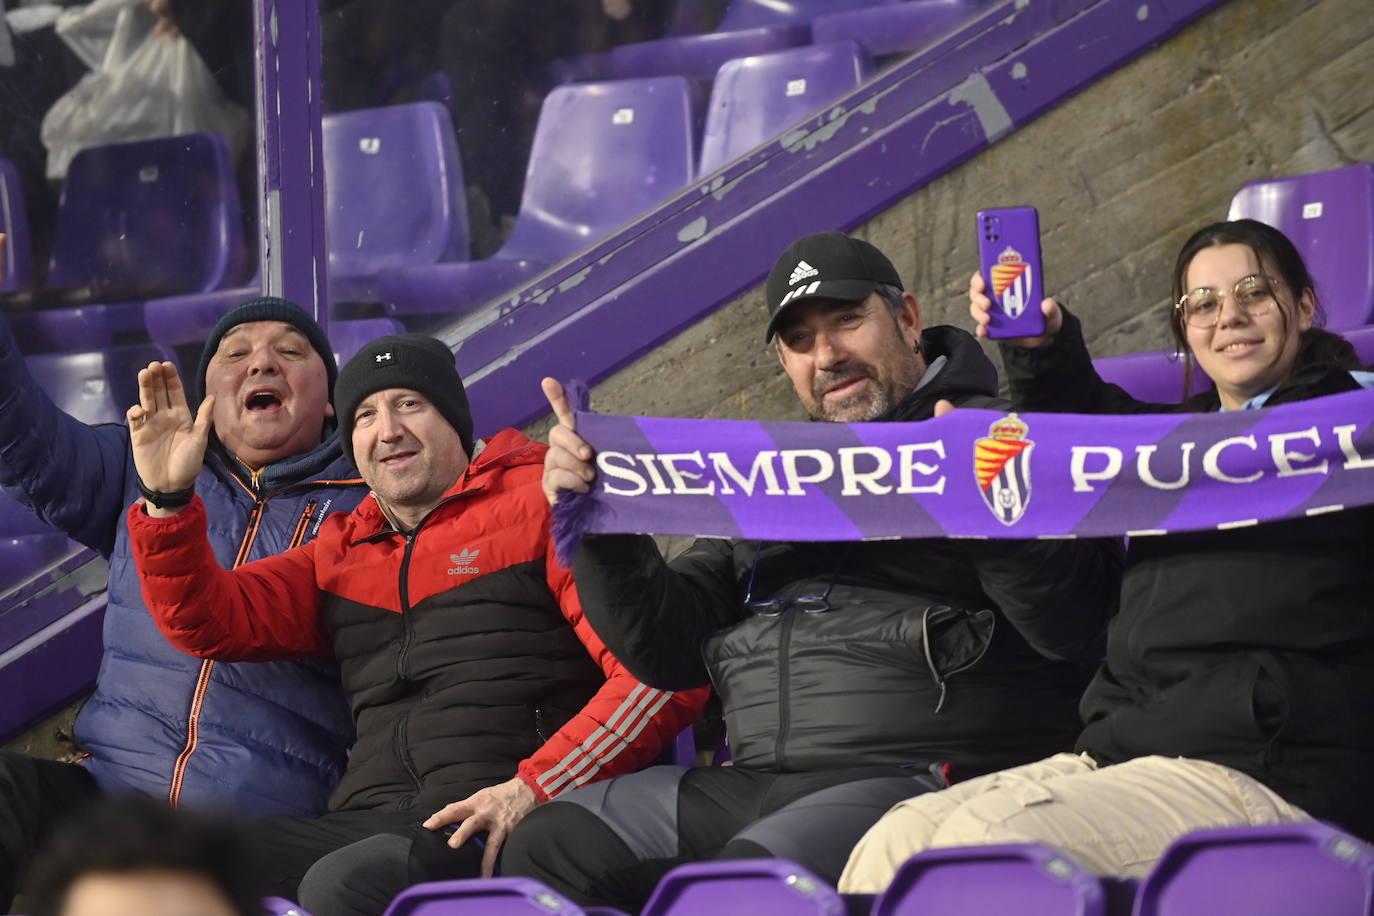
[{"xmin": 763, "ymin": 232, "xmax": 904, "ymax": 341}]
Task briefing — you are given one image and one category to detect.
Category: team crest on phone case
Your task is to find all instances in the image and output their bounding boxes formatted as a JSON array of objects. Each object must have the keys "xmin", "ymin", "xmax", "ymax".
[{"xmin": 991, "ymin": 247, "xmax": 1033, "ymax": 319}]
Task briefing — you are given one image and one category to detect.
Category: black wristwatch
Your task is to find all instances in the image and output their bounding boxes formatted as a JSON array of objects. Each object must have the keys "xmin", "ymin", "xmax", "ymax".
[{"xmin": 137, "ymin": 478, "xmax": 196, "ymax": 510}]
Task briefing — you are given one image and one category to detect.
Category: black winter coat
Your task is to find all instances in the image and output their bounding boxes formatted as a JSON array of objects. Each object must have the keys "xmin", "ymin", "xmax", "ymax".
[
  {"xmin": 1002, "ymin": 309, "xmax": 1374, "ymax": 840},
  {"xmin": 573, "ymin": 326, "xmax": 1123, "ymax": 779}
]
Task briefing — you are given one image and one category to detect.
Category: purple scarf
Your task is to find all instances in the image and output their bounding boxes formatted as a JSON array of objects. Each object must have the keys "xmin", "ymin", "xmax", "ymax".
[{"xmin": 551, "ymin": 388, "xmax": 1374, "ymax": 564}]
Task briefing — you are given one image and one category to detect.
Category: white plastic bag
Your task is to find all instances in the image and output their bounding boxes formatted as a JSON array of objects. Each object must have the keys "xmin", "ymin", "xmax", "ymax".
[
  {"xmin": 53, "ymin": 0, "xmax": 142, "ymax": 71},
  {"xmin": 40, "ymin": 0, "xmax": 250, "ymax": 179}
]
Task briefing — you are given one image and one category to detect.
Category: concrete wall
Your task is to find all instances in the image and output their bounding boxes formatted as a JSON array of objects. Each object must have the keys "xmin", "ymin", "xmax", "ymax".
[
  {"xmin": 3, "ymin": 704, "xmax": 83, "ymax": 760},
  {"xmin": 529, "ymin": 0, "xmax": 1374, "ymax": 434}
]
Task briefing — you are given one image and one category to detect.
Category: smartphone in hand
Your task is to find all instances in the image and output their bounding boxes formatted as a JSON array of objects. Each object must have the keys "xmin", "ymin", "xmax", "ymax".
[{"xmin": 976, "ymin": 207, "xmax": 1046, "ymax": 338}]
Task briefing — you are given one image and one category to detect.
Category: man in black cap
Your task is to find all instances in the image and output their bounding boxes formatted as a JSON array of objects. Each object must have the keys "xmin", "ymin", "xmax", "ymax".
[
  {"xmin": 0, "ymin": 295, "xmax": 364, "ymax": 913},
  {"xmin": 503, "ymin": 232, "xmax": 1124, "ymax": 910},
  {"xmin": 122, "ymin": 334, "xmax": 706, "ymax": 916}
]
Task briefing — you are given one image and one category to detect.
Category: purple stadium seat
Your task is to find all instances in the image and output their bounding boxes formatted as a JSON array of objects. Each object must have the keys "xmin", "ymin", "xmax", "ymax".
[
  {"xmin": 549, "ymin": 53, "xmax": 617, "ymax": 85},
  {"xmin": 641, "ymin": 859, "xmax": 846, "ymax": 916},
  {"xmin": 378, "ymin": 77, "xmax": 696, "ymax": 322},
  {"xmin": 551, "ymin": 1, "xmax": 706, "ymax": 85},
  {"xmin": 0, "ymin": 535, "xmax": 72, "ymax": 593},
  {"xmin": 262, "ymin": 898, "xmax": 315, "ymax": 916},
  {"xmin": 0, "ymin": 491, "xmax": 71, "ymax": 593},
  {"xmin": 871, "ymin": 844, "xmax": 1108, "ymax": 916},
  {"xmin": 142, "ymin": 281, "xmax": 260, "ymax": 348},
  {"xmin": 0, "ymin": 157, "xmax": 33, "ymax": 293},
  {"xmin": 5, "ymin": 304, "xmax": 134, "ymax": 354},
  {"xmin": 8, "ymin": 133, "xmax": 248, "ymax": 353},
  {"xmin": 0, "ymin": 533, "xmax": 70, "ymax": 590},
  {"xmin": 1227, "ymin": 162, "xmax": 1374, "ymax": 330},
  {"xmin": 380, "ymin": 877, "xmax": 589, "ymax": 915},
  {"xmin": 1135, "ymin": 822, "xmax": 1374, "ymax": 916},
  {"xmin": 332, "ymin": 317, "xmax": 406, "ymax": 367},
  {"xmin": 1092, "ymin": 348, "xmax": 1213, "ymax": 405},
  {"xmin": 698, "ymin": 42, "xmax": 874, "ymax": 177},
  {"xmin": 323, "ymin": 102, "xmax": 469, "ymax": 304},
  {"xmin": 611, "ymin": 0, "xmax": 897, "ymax": 81},
  {"xmin": 147, "ymin": 103, "xmax": 468, "ymax": 344},
  {"xmin": 48, "ymin": 133, "xmax": 247, "ymax": 300},
  {"xmin": 414, "ymin": 71, "xmax": 454, "ymax": 108},
  {"xmin": 1345, "ymin": 324, "xmax": 1374, "ymax": 367},
  {"xmin": 812, "ymin": 0, "xmax": 992, "ymax": 58},
  {"xmin": 25, "ymin": 343, "xmax": 177, "ymax": 425}
]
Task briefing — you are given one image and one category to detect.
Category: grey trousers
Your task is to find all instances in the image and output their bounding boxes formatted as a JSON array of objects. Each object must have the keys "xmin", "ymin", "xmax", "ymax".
[{"xmin": 502, "ymin": 764, "xmax": 943, "ymax": 912}]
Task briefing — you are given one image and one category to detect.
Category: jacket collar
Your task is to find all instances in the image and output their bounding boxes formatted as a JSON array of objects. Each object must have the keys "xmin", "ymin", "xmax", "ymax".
[
  {"xmin": 211, "ymin": 429, "xmax": 360, "ymax": 494},
  {"xmin": 1184, "ymin": 364, "xmax": 1360, "ymax": 413},
  {"xmin": 879, "ymin": 325, "xmax": 1000, "ymax": 422}
]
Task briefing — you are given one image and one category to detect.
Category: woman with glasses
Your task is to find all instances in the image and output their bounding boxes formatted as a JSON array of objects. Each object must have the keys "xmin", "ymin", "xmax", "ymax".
[{"xmin": 840, "ymin": 218, "xmax": 1374, "ymax": 892}]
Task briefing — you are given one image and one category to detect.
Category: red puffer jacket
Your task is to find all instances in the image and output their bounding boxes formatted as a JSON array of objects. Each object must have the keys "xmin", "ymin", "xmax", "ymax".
[{"xmin": 129, "ymin": 428, "xmax": 707, "ymax": 813}]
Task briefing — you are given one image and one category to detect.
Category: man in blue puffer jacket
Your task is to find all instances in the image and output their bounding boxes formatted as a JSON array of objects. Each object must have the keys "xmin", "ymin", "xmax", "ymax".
[{"xmin": 0, "ymin": 295, "xmax": 367, "ymax": 910}]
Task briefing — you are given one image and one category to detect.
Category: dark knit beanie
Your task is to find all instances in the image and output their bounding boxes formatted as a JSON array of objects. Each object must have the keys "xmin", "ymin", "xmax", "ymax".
[
  {"xmin": 196, "ymin": 297, "xmax": 338, "ymax": 402},
  {"xmin": 334, "ymin": 334, "xmax": 474, "ymax": 466}
]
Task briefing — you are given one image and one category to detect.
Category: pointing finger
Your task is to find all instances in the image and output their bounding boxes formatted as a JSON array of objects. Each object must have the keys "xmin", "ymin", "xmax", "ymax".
[{"xmin": 542, "ymin": 377, "xmax": 577, "ymax": 431}]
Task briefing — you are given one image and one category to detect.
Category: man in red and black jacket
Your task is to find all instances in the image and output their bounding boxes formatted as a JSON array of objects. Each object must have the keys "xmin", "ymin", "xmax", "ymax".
[{"xmin": 124, "ymin": 333, "xmax": 707, "ymax": 916}]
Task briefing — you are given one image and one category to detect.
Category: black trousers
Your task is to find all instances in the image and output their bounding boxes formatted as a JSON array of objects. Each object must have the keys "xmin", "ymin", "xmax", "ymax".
[
  {"xmin": 249, "ymin": 809, "xmax": 484, "ymax": 916},
  {"xmin": 0, "ymin": 751, "xmax": 102, "ymax": 911},
  {"xmin": 502, "ymin": 765, "xmax": 943, "ymax": 913}
]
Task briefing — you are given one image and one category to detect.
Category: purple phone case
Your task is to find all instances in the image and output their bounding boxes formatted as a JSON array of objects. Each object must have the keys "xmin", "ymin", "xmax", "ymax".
[{"xmin": 977, "ymin": 207, "xmax": 1046, "ymax": 338}]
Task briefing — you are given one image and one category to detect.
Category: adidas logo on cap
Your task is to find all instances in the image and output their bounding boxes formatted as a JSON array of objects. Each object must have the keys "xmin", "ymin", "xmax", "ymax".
[{"xmin": 788, "ymin": 260, "xmax": 819, "ymax": 287}]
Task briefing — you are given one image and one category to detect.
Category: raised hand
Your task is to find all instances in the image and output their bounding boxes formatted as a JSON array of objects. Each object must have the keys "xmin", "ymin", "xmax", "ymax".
[
  {"xmin": 541, "ymin": 377, "xmax": 596, "ymax": 506},
  {"xmin": 423, "ymin": 776, "xmax": 538, "ymax": 878},
  {"xmin": 968, "ymin": 270, "xmax": 1062, "ymax": 347},
  {"xmin": 127, "ymin": 362, "xmax": 214, "ymax": 514}
]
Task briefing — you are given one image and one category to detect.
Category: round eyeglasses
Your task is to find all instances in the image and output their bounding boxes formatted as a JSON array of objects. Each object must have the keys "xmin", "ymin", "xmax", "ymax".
[{"xmin": 1175, "ymin": 274, "xmax": 1281, "ymax": 329}]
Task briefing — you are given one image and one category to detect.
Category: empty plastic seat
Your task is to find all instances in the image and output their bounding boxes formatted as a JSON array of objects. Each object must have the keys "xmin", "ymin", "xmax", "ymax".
[
  {"xmin": 1228, "ymin": 163, "xmax": 1374, "ymax": 329},
  {"xmin": 143, "ymin": 280, "xmax": 260, "ymax": 348},
  {"xmin": 0, "ymin": 530, "xmax": 70, "ymax": 593},
  {"xmin": 872, "ymin": 843, "xmax": 1109, "ymax": 915},
  {"xmin": 1344, "ymin": 324, "xmax": 1374, "ymax": 367},
  {"xmin": 812, "ymin": 0, "xmax": 991, "ymax": 58},
  {"xmin": 332, "ymin": 317, "xmax": 406, "ymax": 367},
  {"xmin": 323, "ymin": 101, "xmax": 469, "ymax": 304},
  {"xmin": 611, "ymin": 0, "xmax": 897, "ymax": 80},
  {"xmin": 49, "ymin": 133, "xmax": 247, "ymax": 300},
  {"xmin": 380, "ymin": 877, "xmax": 589, "ymax": 915},
  {"xmin": 0, "ymin": 490, "xmax": 71, "ymax": 593},
  {"xmin": 0, "ymin": 157, "xmax": 33, "ymax": 293},
  {"xmin": 1092, "ymin": 349, "xmax": 1213, "ymax": 404},
  {"xmin": 25, "ymin": 343, "xmax": 177, "ymax": 425},
  {"xmin": 8, "ymin": 133, "xmax": 248, "ymax": 353},
  {"xmin": 378, "ymin": 77, "xmax": 697, "ymax": 322},
  {"xmin": 551, "ymin": 1, "xmax": 706, "ymax": 85},
  {"xmin": 1135, "ymin": 822, "xmax": 1374, "ymax": 915},
  {"xmin": 641, "ymin": 859, "xmax": 846, "ymax": 916},
  {"xmin": 147, "ymin": 104, "xmax": 468, "ymax": 346},
  {"xmin": 698, "ymin": 42, "xmax": 874, "ymax": 177}
]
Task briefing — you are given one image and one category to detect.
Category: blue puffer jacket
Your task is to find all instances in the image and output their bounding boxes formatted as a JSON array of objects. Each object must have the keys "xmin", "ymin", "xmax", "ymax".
[{"xmin": 0, "ymin": 318, "xmax": 364, "ymax": 817}]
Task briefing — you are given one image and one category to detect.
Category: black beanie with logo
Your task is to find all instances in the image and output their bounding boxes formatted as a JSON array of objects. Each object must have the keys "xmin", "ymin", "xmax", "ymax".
[{"xmin": 334, "ymin": 334, "xmax": 474, "ymax": 466}]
